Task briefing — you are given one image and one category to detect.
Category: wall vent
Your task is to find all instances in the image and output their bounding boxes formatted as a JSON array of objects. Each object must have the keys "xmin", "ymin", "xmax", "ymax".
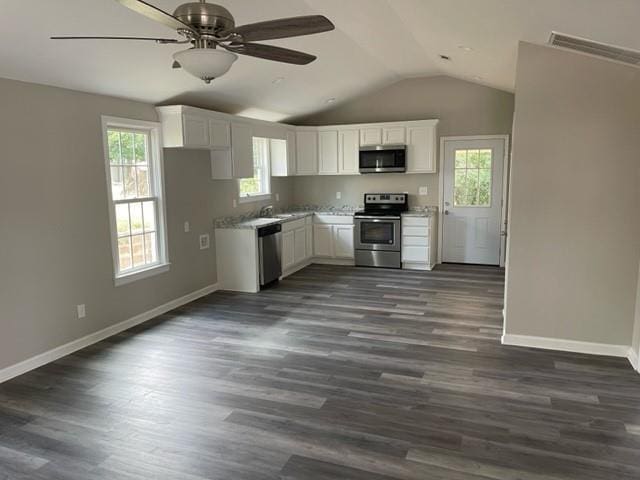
[{"xmin": 549, "ymin": 32, "xmax": 640, "ymax": 66}]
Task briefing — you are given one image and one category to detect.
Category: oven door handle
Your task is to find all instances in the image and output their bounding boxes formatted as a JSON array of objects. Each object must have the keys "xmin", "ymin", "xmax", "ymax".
[{"xmin": 356, "ymin": 216, "xmax": 401, "ymax": 221}]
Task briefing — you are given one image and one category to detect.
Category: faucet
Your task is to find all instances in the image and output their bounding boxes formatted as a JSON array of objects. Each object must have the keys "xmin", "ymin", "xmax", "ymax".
[{"xmin": 260, "ymin": 205, "xmax": 274, "ymax": 217}]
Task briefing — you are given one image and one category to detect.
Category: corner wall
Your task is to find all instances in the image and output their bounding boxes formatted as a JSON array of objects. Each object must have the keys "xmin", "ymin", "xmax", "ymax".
[
  {"xmin": 504, "ymin": 42, "xmax": 640, "ymax": 350},
  {"xmin": 0, "ymin": 77, "xmax": 293, "ymax": 373}
]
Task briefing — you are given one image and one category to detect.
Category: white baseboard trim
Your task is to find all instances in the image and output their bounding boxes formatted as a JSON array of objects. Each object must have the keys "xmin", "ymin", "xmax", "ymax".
[
  {"xmin": 628, "ymin": 347, "xmax": 639, "ymax": 372},
  {"xmin": 0, "ymin": 283, "xmax": 219, "ymax": 385},
  {"xmin": 502, "ymin": 333, "xmax": 630, "ymax": 358}
]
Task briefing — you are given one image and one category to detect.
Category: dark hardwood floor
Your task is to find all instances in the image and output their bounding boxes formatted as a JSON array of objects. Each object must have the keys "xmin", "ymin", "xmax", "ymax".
[{"xmin": 1, "ymin": 264, "xmax": 639, "ymax": 479}]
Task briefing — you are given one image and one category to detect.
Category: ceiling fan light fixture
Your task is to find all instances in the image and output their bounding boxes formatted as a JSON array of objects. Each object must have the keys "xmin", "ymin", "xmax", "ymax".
[{"xmin": 173, "ymin": 47, "xmax": 238, "ymax": 83}]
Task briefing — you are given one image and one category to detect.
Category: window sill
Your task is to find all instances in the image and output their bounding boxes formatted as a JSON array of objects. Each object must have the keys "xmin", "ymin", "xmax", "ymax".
[
  {"xmin": 115, "ymin": 263, "xmax": 170, "ymax": 287},
  {"xmin": 238, "ymin": 193, "xmax": 271, "ymax": 204}
]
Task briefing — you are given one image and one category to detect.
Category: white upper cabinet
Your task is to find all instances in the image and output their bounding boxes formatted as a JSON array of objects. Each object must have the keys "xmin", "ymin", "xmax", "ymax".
[
  {"xmin": 286, "ymin": 130, "xmax": 297, "ymax": 176},
  {"xmin": 383, "ymin": 126, "xmax": 406, "ymax": 145},
  {"xmin": 339, "ymin": 129, "xmax": 360, "ymax": 175},
  {"xmin": 231, "ymin": 123, "xmax": 254, "ymax": 179},
  {"xmin": 296, "ymin": 130, "xmax": 318, "ymax": 175},
  {"xmin": 269, "ymin": 138, "xmax": 288, "ymax": 177},
  {"xmin": 158, "ymin": 105, "xmax": 438, "ymax": 177},
  {"xmin": 318, "ymin": 130, "xmax": 339, "ymax": 175},
  {"xmin": 359, "ymin": 127, "xmax": 382, "ymax": 146},
  {"xmin": 183, "ymin": 114, "xmax": 210, "ymax": 148},
  {"xmin": 209, "ymin": 119, "xmax": 231, "ymax": 149},
  {"xmin": 406, "ymin": 121, "xmax": 438, "ymax": 173}
]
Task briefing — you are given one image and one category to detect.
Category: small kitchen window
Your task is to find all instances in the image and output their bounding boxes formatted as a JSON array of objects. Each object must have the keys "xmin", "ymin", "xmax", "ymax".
[
  {"xmin": 102, "ymin": 116, "xmax": 169, "ymax": 286},
  {"xmin": 453, "ymin": 148, "xmax": 492, "ymax": 207},
  {"xmin": 238, "ymin": 137, "xmax": 271, "ymax": 203}
]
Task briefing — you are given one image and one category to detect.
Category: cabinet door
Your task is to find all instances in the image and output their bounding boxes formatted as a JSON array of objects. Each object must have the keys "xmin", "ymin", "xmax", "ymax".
[
  {"xmin": 183, "ymin": 114, "xmax": 210, "ymax": 147},
  {"xmin": 269, "ymin": 138, "xmax": 288, "ymax": 177},
  {"xmin": 286, "ymin": 130, "xmax": 297, "ymax": 176},
  {"xmin": 231, "ymin": 123, "xmax": 254, "ymax": 178},
  {"xmin": 383, "ymin": 126, "xmax": 406, "ymax": 145},
  {"xmin": 406, "ymin": 124, "xmax": 436, "ymax": 173},
  {"xmin": 296, "ymin": 130, "xmax": 318, "ymax": 175},
  {"xmin": 339, "ymin": 129, "xmax": 360, "ymax": 175},
  {"xmin": 359, "ymin": 127, "xmax": 382, "ymax": 146},
  {"xmin": 318, "ymin": 130, "xmax": 339, "ymax": 175},
  {"xmin": 209, "ymin": 119, "xmax": 231, "ymax": 149},
  {"xmin": 282, "ymin": 231, "xmax": 295, "ymax": 270},
  {"xmin": 294, "ymin": 228, "xmax": 306, "ymax": 264},
  {"xmin": 305, "ymin": 225, "xmax": 313, "ymax": 259},
  {"xmin": 313, "ymin": 225, "xmax": 333, "ymax": 257},
  {"xmin": 333, "ymin": 225, "xmax": 354, "ymax": 259}
]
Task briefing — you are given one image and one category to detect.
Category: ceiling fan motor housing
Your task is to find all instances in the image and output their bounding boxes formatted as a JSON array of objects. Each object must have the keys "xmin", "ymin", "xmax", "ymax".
[{"xmin": 173, "ymin": 2, "xmax": 235, "ymax": 35}]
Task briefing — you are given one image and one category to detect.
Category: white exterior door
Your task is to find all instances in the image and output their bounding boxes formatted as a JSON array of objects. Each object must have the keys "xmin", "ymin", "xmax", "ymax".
[{"xmin": 442, "ymin": 138, "xmax": 505, "ymax": 265}]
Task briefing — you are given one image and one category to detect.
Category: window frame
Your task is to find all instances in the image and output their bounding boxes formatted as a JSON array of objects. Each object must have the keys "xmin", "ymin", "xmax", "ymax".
[
  {"xmin": 452, "ymin": 148, "xmax": 493, "ymax": 208},
  {"xmin": 238, "ymin": 137, "xmax": 272, "ymax": 204},
  {"xmin": 101, "ymin": 116, "xmax": 170, "ymax": 286}
]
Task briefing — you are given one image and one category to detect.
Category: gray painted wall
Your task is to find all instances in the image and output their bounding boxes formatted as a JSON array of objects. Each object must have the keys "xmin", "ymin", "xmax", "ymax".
[
  {"xmin": 0, "ymin": 77, "xmax": 292, "ymax": 371},
  {"xmin": 504, "ymin": 42, "xmax": 640, "ymax": 346},
  {"xmin": 291, "ymin": 76, "xmax": 514, "ymax": 208}
]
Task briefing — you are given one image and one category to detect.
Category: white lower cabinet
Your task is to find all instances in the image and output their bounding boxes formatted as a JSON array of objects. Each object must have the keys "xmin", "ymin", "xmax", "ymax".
[
  {"xmin": 281, "ymin": 216, "xmax": 314, "ymax": 276},
  {"xmin": 294, "ymin": 228, "xmax": 306, "ymax": 264},
  {"xmin": 313, "ymin": 216, "xmax": 355, "ymax": 261},
  {"xmin": 401, "ymin": 215, "xmax": 437, "ymax": 270},
  {"xmin": 333, "ymin": 225, "xmax": 355, "ymax": 259},
  {"xmin": 282, "ymin": 230, "xmax": 295, "ymax": 271},
  {"xmin": 313, "ymin": 224, "xmax": 333, "ymax": 257}
]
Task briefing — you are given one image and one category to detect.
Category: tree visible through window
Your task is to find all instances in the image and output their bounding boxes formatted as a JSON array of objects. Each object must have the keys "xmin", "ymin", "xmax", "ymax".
[
  {"xmin": 454, "ymin": 149, "xmax": 492, "ymax": 207},
  {"xmin": 105, "ymin": 122, "xmax": 167, "ymax": 279},
  {"xmin": 239, "ymin": 137, "xmax": 271, "ymax": 199}
]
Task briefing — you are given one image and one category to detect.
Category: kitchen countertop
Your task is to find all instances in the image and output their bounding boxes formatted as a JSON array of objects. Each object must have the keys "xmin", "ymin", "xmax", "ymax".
[
  {"xmin": 215, "ymin": 208, "xmax": 357, "ymax": 230},
  {"xmin": 215, "ymin": 205, "xmax": 438, "ymax": 229},
  {"xmin": 401, "ymin": 206, "xmax": 438, "ymax": 218}
]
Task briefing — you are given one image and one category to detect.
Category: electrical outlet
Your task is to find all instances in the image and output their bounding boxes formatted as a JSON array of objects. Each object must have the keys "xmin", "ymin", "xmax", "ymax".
[
  {"xmin": 275, "ymin": 193, "xmax": 280, "ymax": 202},
  {"xmin": 77, "ymin": 304, "xmax": 86, "ymax": 319},
  {"xmin": 336, "ymin": 191, "xmax": 342, "ymax": 200},
  {"xmin": 418, "ymin": 186, "xmax": 428, "ymax": 196},
  {"xmin": 184, "ymin": 221, "xmax": 190, "ymax": 233},
  {"xmin": 199, "ymin": 234, "xmax": 210, "ymax": 250}
]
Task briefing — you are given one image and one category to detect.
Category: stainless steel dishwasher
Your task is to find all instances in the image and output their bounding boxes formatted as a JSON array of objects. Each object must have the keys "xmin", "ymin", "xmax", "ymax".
[{"xmin": 257, "ymin": 223, "xmax": 282, "ymax": 287}]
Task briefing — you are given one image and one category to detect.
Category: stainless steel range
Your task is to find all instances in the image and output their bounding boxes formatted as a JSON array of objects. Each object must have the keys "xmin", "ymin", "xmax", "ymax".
[{"xmin": 354, "ymin": 193, "xmax": 408, "ymax": 268}]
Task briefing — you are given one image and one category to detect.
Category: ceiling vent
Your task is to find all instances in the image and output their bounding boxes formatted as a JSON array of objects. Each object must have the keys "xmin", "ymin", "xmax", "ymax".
[{"xmin": 549, "ymin": 32, "xmax": 640, "ymax": 66}]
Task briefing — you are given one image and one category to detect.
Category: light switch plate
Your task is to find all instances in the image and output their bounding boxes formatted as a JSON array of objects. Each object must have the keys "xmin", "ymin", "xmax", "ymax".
[
  {"xmin": 275, "ymin": 193, "xmax": 280, "ymax": 202},
  {"xmin": 184, "ymin": 221, "xmax": 190, "ymax": 233},
  {"xmin": 336, "ymin": 192, "xmax": 342, "ymax": 200},
  {"xmin": 77, "ymin": 304, "xmax": 86, "ymax": 319},
  {"xmin": 418, "ymin": 186, "xmax": 428, "ymax": 196},
  {"xmin": 199, "ymin": 234, "xmax": 210, "ymax": 250},
  {"xmin": 232, "ymin": 199, "xmax": 237, "ymax": 208}
]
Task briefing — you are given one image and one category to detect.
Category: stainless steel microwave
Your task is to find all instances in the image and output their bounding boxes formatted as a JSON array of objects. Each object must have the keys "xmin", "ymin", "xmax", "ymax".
[{"xmin": 359, "ymin": 145, "xmax": 406, "ymax": 173}]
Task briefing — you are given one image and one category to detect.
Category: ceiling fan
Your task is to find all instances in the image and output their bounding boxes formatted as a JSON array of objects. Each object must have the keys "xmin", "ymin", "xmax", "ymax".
[{"xmin": 52, "ymin": 0, "xmax": 335, "ymax": 83}]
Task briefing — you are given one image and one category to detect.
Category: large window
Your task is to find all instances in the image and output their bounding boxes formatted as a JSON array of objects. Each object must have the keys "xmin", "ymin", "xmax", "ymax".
[
  {"xmin": 102, "ymin": 116, "xmax": 169, "ymax": 285},
  {"xmin": 238, "ymin": 137, "xmax": 272, "ymax": 202}
]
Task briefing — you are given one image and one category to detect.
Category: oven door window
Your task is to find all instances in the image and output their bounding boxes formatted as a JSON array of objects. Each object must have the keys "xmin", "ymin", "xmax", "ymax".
[
  {"xmin": 361, "ymin": 222, "xmax": 395, "ymax": 244},
  {"xmin": 359, "ymin": 150, "xmax": 401, "ymax": 170}
]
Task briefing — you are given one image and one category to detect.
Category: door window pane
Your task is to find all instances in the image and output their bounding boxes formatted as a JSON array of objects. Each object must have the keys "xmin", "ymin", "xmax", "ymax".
[{"xmin": 453, "ymin": 148, "xmax": 492, "ymax": 207}]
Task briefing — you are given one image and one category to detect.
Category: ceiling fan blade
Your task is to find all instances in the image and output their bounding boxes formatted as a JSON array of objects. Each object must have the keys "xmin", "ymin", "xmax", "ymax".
[
  {"xmin": 226, "ymin": 43, "xmax": 316, "ymax": 65},
  {"xmin": 115, "ymin": 0, "xmax": 198, "ymax": 36},
  {"xmin": 51, "ymin": 36, "xmax": 180, "ymax": 43},
  {"xmin": 229, "ymin": 15, "xmax": 334, "ymax": 42}
]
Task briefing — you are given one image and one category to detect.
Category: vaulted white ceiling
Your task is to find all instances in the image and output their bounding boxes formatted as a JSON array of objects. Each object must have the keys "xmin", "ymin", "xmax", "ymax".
[{"xmin": 1, "ymin": 0, "xmax": 639, "ymax": 121}]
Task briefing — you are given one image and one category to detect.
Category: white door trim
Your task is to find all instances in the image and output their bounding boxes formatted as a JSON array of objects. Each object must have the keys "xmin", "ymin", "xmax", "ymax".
[{"xmin": 437, "ymin": 135, "xmax": 510, "ymax": 267}]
